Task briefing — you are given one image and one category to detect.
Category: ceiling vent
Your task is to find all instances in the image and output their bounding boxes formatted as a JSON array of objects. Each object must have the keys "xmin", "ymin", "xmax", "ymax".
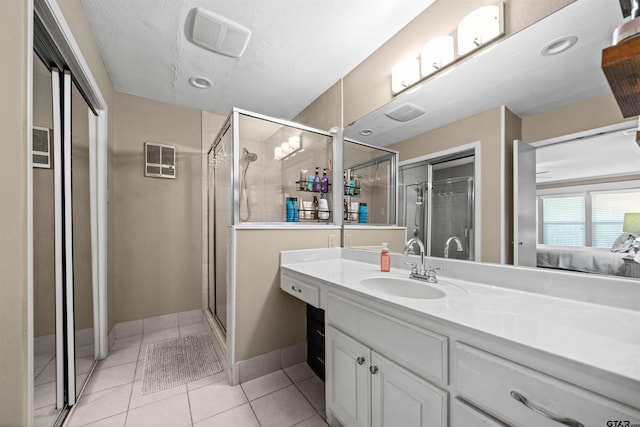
[
  {"xmin": 187, "ymin": 8, "xmax": 251, "ymax": 58},
  {"xmin": 385, "ymin": 103, "xmax": 426, "ymax": 122}
]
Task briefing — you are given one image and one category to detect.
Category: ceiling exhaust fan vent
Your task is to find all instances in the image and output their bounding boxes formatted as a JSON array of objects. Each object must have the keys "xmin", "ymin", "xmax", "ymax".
[
  {"xmin": 385, "ymin": 103, "xmax": 426, "ymax": 122},
  {"xmin": 187, "ymin": 8, "xmax": 251, "ymax": 58}
]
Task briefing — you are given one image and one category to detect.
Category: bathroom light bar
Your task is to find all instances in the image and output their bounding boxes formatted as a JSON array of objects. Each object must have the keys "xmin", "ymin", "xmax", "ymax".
[
  {"xmin": 391, "ymin": 2, "xmax": 504, "ymax": 95},
  {"xmin": 274, "ymin": 136, "xmax": 302, "ymax": 160}
]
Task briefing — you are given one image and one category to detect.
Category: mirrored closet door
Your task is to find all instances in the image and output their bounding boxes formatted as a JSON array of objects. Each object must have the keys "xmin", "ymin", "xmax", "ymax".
[{"xmin": 33, "ymin": 12, "xmax": 99, "ymax": 425}]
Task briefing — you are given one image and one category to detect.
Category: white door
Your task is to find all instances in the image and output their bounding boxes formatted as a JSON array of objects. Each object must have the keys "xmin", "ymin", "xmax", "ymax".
[
  {"xmin": 370, "ymin": 351, "xmax": 447, "ymax": 427},
  {"xmin": 513, "ymin": 140, "xmax": 537, "ymax": 267},
  {"xmin": 326, "ymin": 326, "xmax": 370, "ymax": 427}
]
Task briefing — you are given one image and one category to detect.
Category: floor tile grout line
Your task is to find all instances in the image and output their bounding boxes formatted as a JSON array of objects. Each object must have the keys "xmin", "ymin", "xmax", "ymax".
[
  {"xmin": 185, "ymin": 382, "xmax": 195, "ymax": 426},
  {"xmin": 292, "ymin": 378, "xmax": 325, "ymax": 419},
  {"xmin": 239, "ymin": 384, "xmax": 263, "ymax": 427},
  {"xmin": 76, "ymin": 410, "xmax": 128, "ymax": 427}
]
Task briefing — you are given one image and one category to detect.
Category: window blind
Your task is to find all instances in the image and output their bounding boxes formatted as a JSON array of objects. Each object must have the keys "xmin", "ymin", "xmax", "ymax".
[
  {"xmin": 592, "ymin": 191, "xmax": 640, "ymax": 247},
  {"xmin": 542, "ymin": 196, "xmax": 585, "ymax": 246}
]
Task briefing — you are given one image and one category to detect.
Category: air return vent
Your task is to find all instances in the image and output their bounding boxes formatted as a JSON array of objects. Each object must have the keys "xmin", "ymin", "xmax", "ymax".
[
  {"xmin": 33, "ymin": 126, "xmax": 51, "ymax": 168},
  {"xmin": 145, "ymin": 142, "xmax": 176, "ymax": 179},
  {"xmin": 187, "ymin": 7, "xmax": 251, "ymax": 58},
  {"xmin": 385, "ymin": 103, "xmax": 426, "ymax": 122}
]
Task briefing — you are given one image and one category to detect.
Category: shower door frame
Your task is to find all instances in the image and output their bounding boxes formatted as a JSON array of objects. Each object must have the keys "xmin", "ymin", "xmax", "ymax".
[{"xmin": 398, "ymin": 141, "xmax": 482, "ymax": 261}]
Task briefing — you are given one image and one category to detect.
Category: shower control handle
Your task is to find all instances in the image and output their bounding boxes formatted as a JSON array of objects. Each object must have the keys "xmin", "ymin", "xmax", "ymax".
[{"xmin": 291, "ymin": 285, "xmax": 302, "ymax": 293}]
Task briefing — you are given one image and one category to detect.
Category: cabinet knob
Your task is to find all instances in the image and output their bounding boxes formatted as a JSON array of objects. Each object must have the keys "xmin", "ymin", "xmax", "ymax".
[
  {"xmin": 356, "ymin": 357, "xmax": 365, "ymax": 365},
  {"xmin": 369, "ymin": 365, "xmax": 378, "ymax": 374}
]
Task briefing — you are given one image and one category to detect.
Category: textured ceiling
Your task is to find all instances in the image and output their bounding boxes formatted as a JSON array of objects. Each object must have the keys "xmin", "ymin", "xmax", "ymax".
[
  {"xmin": 536, "ymin": 129, "xmax": 640, "ymax": 184},
  {"xmin": 80, "ymin": 0, "xmax": 434, "ymax": 119}
]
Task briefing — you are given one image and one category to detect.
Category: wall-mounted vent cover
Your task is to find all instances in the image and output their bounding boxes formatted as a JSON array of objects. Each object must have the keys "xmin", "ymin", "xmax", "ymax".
[
  {"xmin": 187, "ymin": 7, "xmax": 252, "ymax": 58},
  {"xmin": 33, "ymin": 126, "xmax": 51, "ymax": 168},
  {"xmin": 385, "ymin": 103, "xmax": 426, "ymax": 122},
  {"xmin": 145, "ymin": 142, "xmax": 176, "ymax": 179}
]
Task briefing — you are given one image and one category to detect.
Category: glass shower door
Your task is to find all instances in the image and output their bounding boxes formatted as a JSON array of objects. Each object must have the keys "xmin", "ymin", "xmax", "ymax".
[{"xmin": 208, "ymin": 126, "xmax": 231, "ymax": 331}]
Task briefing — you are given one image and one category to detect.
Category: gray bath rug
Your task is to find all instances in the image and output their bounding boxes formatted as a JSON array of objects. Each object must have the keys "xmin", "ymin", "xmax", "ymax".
[{"xmin": 141, "ymin": 333, "xmax": 221, "ymax": 395}]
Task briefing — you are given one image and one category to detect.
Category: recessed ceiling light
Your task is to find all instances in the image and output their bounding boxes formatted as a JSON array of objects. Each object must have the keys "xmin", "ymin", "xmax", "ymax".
[
  {"xmin": 360, "ymin": 129, "xmax": 374, "ymax": 136},
  {"xmin": 188, "ymin": 76, "xmax": 213, "ymax": 89},
  {"xmin": 540, "ymin": 36, "xmax": 578, "ymax": 56}
]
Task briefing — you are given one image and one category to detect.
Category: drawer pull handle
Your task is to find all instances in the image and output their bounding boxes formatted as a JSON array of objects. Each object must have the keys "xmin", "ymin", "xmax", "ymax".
[
  {"xmin": 356, "ymin": 357, "xmax": 365, "ymax": 365},
  {"xmin": 369, "ymin": 365, "xmax": 378, "ymax": 374},
  {"xmin": 316, "ymin": 330, "xmax": 325, "ymax": 338},
  {"xmin": 291, "ymin": 285, "xmax": 302, "ymax": 293},
  {"xmin": 510, "ymin": 391, "xmax": 584, "ymax": 427}
]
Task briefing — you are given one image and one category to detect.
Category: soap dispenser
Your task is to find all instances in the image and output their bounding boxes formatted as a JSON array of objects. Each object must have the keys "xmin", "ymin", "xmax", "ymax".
[{"xmin": 380, "ymin": 242, "xmax": 390, "ymax": 272}]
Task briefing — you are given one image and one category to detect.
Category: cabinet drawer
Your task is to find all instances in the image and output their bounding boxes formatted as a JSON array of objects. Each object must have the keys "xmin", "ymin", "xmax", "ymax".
[
  {"xmin": 281, "ymin": 275, "xmax": 320, "ymax": 307},
  {"xmin": 328, "ymin": 294, "xmax": 447, "ymax": 385},
  {"xmin": 451, "ymin": 398, "xmax": 506, "ymax": 427},
  {"xmin": 307, "ymin": 317, "xmax": 325, "ymax": 352},
  {"xmin": 455, "ymin": 343, "xmax": 640, "ymax": 426}
]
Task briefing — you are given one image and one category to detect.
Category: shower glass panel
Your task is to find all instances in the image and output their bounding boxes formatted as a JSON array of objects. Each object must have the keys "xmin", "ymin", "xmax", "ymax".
[
  {"xmin": 399, "ymin": 154, "xmax": 474, "ymax": 260},
  {"xmin": 343, "ymin": 139, "xmax": 397, "ymax": 225},
  {"xmin": 71, "ymin": 83, "xmax": 96, "ymax": 395},
  {"xmin": 209, "ymin": 125, "xmax": 231, "ymax": 331},
  {"xmin": 236, "ymin": 112, "xmax": 334, "ymax": 223}
]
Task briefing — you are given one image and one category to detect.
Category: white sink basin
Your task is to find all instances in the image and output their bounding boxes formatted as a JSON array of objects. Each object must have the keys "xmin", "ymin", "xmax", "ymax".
[{"xmin": 360, "ymin": 277, "xmax": 446, "ymax": 300}]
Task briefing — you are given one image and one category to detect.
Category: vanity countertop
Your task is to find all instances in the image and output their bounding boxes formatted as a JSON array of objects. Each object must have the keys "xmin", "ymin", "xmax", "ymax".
[{"xmin": 280, "ymin": 248, "xmax": 640, "ymax": 386}]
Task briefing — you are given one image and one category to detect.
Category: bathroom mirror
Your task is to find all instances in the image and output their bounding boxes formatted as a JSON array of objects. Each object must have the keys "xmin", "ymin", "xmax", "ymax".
[
  {"xmin": 343, "ymin": 139, "xmax": 397, "ymax": 226},
  {"xmin": 342, "ymin": 0, "xmax": 640, "ymax": 279}
]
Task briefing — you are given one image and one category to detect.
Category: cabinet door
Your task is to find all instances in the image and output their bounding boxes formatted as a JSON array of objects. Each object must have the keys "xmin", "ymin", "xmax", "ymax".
[
  {"xmin": 371, "ymin": 352, "xmax": 447, "ymax": 427},
  {"xmin": 327, "ymin": 326, "xmax": 370, "ymax": 427}
]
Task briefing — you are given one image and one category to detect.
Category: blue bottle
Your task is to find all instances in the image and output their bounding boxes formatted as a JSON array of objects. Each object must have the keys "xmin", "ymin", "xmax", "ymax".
[
  {"xmin": 359, "ymin": 203, "xmax": 368, "ymax": 223},
  {"xmin": 286, "ymin": 197, "xmax": 294, "ymax": 222}
]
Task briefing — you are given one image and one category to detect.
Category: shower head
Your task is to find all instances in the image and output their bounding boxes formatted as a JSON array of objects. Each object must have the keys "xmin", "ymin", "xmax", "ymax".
[{"xmin": 242, "ymin": 147, "xmax": 258, "ymax": 162}]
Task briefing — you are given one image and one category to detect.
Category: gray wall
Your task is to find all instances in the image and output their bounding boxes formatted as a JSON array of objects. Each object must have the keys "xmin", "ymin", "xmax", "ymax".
[{"xmin": 111, "ymin": 93, "xmax": 202, "ymax": 323}]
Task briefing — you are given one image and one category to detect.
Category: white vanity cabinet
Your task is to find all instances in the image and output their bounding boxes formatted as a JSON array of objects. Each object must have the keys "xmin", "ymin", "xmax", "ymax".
[
  {"xmin": 279, "ymin": 250, "xmax": 640, "ymax": 427},
  {"xmin": 327, "ymin": 325, "xmax": 447, "ymax": 427},
  {"xmin": 454, "ymin": 343, "xmax": 640, "ymax": 426}
]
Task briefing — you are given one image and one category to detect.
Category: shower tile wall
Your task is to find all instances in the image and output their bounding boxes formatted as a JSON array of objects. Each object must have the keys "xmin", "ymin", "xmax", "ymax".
[
  {"xmin": 238, "ymin": 114, "xmax": 332, "ymax": 223},
  {"xmin": 241, "ymin": 137, "xmax": 283, "ymax": 222}
]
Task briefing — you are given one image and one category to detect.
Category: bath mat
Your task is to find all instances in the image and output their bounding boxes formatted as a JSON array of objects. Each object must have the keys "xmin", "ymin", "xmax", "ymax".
[{"xmin": 141, "ymin": 333, "xmax": 221, "ymax": 395}]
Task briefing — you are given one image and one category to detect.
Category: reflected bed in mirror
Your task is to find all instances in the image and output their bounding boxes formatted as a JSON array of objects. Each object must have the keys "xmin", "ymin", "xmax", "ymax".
[{"xmin": 530, "ymin": 124, "xmax": 640, "ymax": 279}]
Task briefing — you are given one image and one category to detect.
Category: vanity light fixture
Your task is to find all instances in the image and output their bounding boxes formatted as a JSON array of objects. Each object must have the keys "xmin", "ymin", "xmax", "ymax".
[
  {"xmin": 457, "ymin": 4, "xmax": 503, "ymax": 56},
  {"xmin": 540, "ymin": 36, "xmax": 578, "ymax": 56},
  {"xmin": 391, "ymin": 57, "xmax": 420, "ymax": 94},
  {"xmin": 274, "ymin": 136, "xmax": 302, "ymax": 160},
  {"xmin": 188, "ymin": 76, "xmax": 213, "ymax": 89},
  {"xmin": 421, "ymin": 35, "xmax": 454, "ymax": 77}
]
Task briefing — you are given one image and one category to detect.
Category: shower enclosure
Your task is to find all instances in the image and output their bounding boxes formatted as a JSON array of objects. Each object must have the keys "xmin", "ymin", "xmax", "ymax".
[
  {"xmin": 399, "ymin": 154, "xmax": 475, "ymax": 260},
  {"xmin": 206, "ymin": 109, "xmax": 336, "ymax": 332}
]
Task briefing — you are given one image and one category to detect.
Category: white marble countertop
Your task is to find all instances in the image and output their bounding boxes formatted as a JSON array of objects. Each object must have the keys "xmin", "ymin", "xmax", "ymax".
[{"xmin": 281, "ymin": 248, "xmax": 640, "ymax": 386}]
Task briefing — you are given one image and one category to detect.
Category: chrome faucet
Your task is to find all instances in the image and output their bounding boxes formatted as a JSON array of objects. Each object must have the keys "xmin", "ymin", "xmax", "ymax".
[
  {"xmin": 403, "ymin": 237, "xmax": 425, "ymax": 275},
  {"xmin": 444, "ymin": 236, "xmax": 463, "ymax": 259},
  {"xmin": 403, "ymin": 237, "xmax": 442, "ymax": 282}
]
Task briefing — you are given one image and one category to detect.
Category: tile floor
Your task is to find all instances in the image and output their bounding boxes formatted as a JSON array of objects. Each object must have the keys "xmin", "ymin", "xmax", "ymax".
[{"xmin": 63, "ymin": 317, "xmax": 329, "ymax": 427}]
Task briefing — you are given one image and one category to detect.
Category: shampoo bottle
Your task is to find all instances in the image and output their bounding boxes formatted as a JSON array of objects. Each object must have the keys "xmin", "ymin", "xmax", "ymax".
[
  {"xmin": 321, "ymin": 168, "xmax": 329, "ymax": 193},
  {"xmin": 313, "ymin": 167, "xmax": 321, "ymax": 192},
  {"xmin": 380, "ymin": 242, "xmax": 390, "ymax": 272}
]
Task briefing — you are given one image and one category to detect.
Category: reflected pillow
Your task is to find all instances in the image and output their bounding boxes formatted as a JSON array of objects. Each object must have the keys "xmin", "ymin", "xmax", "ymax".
[{"xmin": 611, "ymin": 232, "xmax": 637, "ymax": 252}]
